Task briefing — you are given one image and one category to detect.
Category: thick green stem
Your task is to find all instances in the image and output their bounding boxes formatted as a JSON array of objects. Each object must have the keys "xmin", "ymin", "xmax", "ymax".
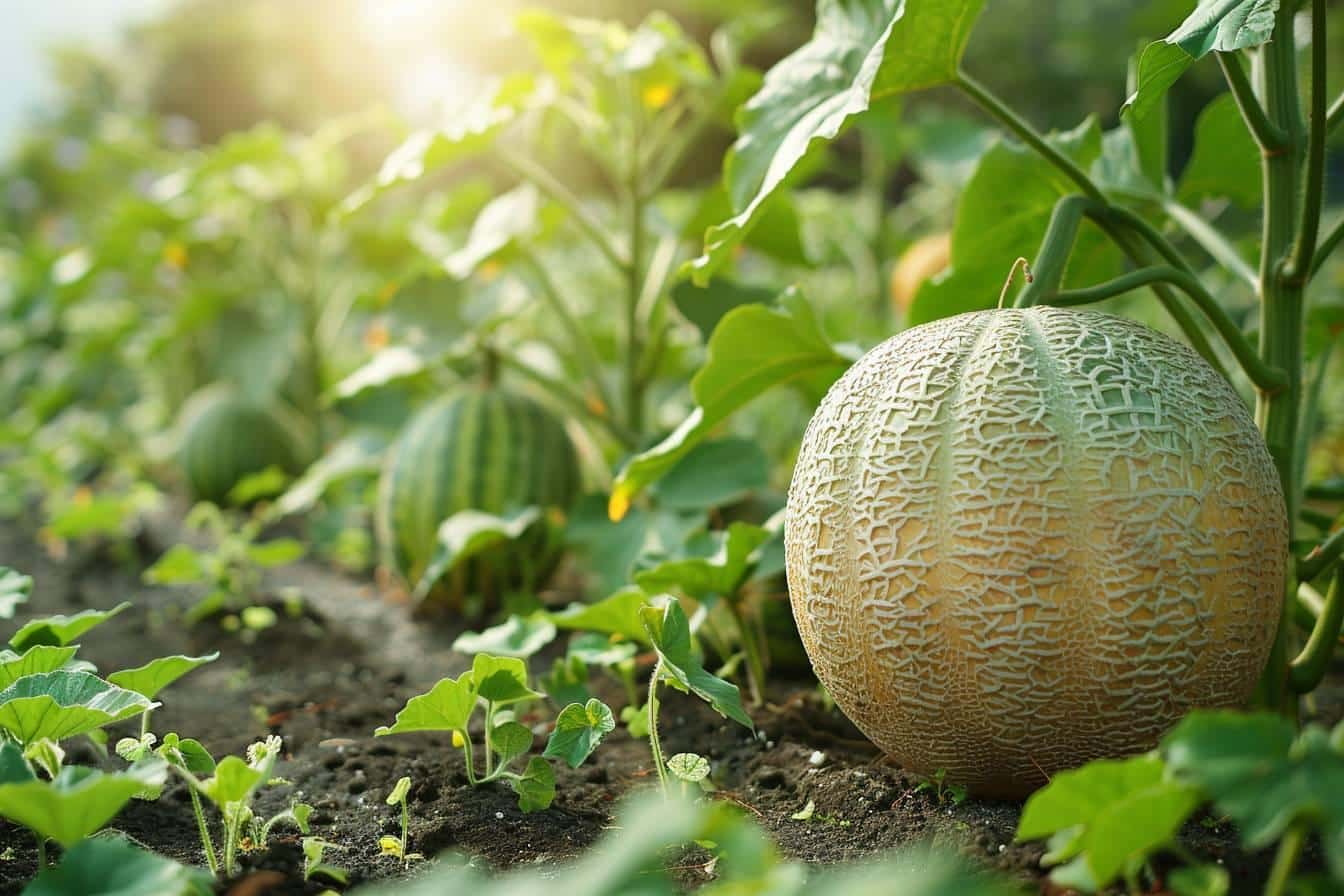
[
  {"xmin": 482, "ymin": 705, "xmax": 495, "ymax": 779},
  {"xmin": 1290, "ymin": 565, "xmax": 1343, "ymax": 692},
  {"xmin": 625, "ymin": 142, "xmax": 647, "ymax": 438},
  {"xmin": 1287, "ymin": 0, "xmax": 1327, "ymax": 281},
  {"xmin": 1014, "ymin": 195, "xmax": 1095, "ymax": 306},
  {"xmin": 1216, "ymin": 52, "xmax": 1287, "ymax": 150},
  {"xmin": 1313, "ymin": 216, "xmax": 1344, "ymax": 277},
  {"xmin": 955, "ymin": 73, "xmax": 1103, "ymax": 201},
  {"xmin": 647, "ymin": 659, "xmax": 669, "ymax": 796},
  {"xmin": 1264, "ymin": 825, "xmax": 1307, "ymax": 896},
  {"xmin": 1300, "ymin": 528, "xmax": 1344, "ymax": 582},
  {"xmin": 1049, "ymin": 266, "xmax": 1285, "ymax": 391},
  {"xmin": 34, "ymin": 833, "xmax": 47, "ymax": 871},
  {"xmin": 1257, "ymin": 0, "xmax": 1306, "ymax": 713}
]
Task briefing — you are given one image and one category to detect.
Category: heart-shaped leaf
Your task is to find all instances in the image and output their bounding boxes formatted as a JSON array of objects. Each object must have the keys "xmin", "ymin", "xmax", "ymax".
[
  {"xmin": 375, "ymin": 673, "xmax": 479, "ymax": 737},
  {"xmin": 0, "ymin": 671, "xmax": 156, "ymax": 746},
  {"xmin": 511, "ymin": 756, "xmax": 556, "ymax": 813},
  {"xmin": 473, "ymin": 654, "xmax": 543, "ymax": 706},
  {"xmin": 490, "ymin": 721, "xmax": 534, "ymax": 765},
  {"xmin": 0, "ymin": 645, "xmax": 78, "ymax": 690},
  {"xmin": 107, "ymin": 653, "xmax": 219, "ymax": 700},
  {"xmin": 10, "ymin": 603, "xmax": 131, "ymax": 652},
  {"xmin": 0, "ymin": 760, "xmax": 167, "ymax": 847},
  {"xmin": 543, "ymin": 699, "xmax": 616, "ymax": 769}
]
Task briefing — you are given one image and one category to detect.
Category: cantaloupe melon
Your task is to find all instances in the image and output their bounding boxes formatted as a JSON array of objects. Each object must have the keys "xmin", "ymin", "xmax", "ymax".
[{"xmin": 785, "ymin": 306, "xmax": 1287, "ymax": 798}]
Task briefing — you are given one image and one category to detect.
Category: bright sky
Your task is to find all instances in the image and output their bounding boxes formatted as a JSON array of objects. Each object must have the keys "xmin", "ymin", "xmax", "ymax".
[{"xmin": 0, "ymin": 0, "xmax": 169, "ymax": 150}]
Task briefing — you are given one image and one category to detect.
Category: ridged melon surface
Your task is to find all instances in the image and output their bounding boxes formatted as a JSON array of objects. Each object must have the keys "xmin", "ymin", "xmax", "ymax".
[
  {"xmin": 178, "ymin": 388, "xmax": 309, "ymax": 504},
  {"xmin": 376, "ymin": 386, "xmax": 580, "ymax": 601},
  {"xmin": 785, "ymin": 306, "xmax": 1287, "ymax": 798}
]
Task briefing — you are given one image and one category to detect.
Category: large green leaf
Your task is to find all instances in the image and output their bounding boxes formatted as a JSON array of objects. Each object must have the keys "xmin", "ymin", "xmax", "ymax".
[
  {"xmin": 909, "ymin": 118, "xmax": 1119, "ymax": 326},
  {"xmin": 0, "ymin": 761, "xmax": 167, "ymax": 847},
  {"xmin": 651, "ymin": 438, "xmax": 768, "ymax": 511},
  {"xmin": 543, "ymin": 699, "xmax": 615, "ymax": 769},
  {"xmin": 432, "ymin": 185, "xmax": 550, "ymax": 279},
  {"xmin": 107, "ymin": 653, "xmax": 219, "ymax": 700},
  {"xmin": 0, "ymin": 568, "xmax": 32, "ymax": 619},
  {"xmin": 472, "ymin": 654, "xmax": 543, "ymax": 706},
  {"xmin": 611, "ymin": 289, "xmax": 852, "ymax": 511},
  {"xmin": 0, "ymin": 646, "xmax": 79, "ymax": 690},
  {"xmin": 453, "ymin": 613, "xmax": 558, "ymax": 659},
  {"xmin": 10, "ymin": 603, "xmax": 131, "ymax": 652},
  {"xmin": 548, "ymin": 587, "xmax": 652, "ymax": 645},
  {"xmin": 375, "ymin": 673, "xmax": 478, "ymax": 736},
  {"xmin": 22, "ymin": 835, "xmax": 212, "ymax": 896},
  {"xmin": 274, "ymin": 432, "xmax": 387, "ymax": 517},
  {"xmin": 670, "ymin": 279, "xmax": 776, "ymax": 342},
  {"xmin": 0, "ymin": 671, "xmax": 156, "ymax": 746},
  {"xmin": 1162, "ymin": 712, "xmax": 1344, "ymax": 878},
  {"xmin": 690, "ymin": 0, "xmax": 987, "ymax": 282},
  {"xmin": 635, "ymin": 522, "xmax": 771, "ymax": 600},
  {"xmin": 641, "ymin": 600, "xmax": 753, "ymax": 729},
  {"xmin": 1017, "ymin": 755, "xmax": 1201, "ymax": 888},
  {"xmin": 1125, "ymin": 0, "xmax": 1279, "ymax": 121},
  {"xmin": 1177, "ymin": 93, "xmax": 1261, "ymax": 208},
  {"xmin": 414, "ymin": 507, "xmax": 545, "ymax": 601}
]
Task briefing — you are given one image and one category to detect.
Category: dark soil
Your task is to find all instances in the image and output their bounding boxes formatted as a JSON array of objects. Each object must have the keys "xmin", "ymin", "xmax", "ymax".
[{"xmin": 0, "ymin": 507, "xmax": 1338, "ymax": 896}]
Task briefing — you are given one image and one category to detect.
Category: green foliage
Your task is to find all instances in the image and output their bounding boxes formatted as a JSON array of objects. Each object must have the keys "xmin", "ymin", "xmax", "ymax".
[
  {"xmin": 0, "ymin": 759, "xmax": 168, "ymax": 848},
  {"xmin": 0, "ymin": 671, "xmax": 156, "ymax": 747},
  {"xmin": 0, "ymin": 568, "xmax": 32, "ymax": 619},
  {"xmin": 21, "ymin": 835, "xmax": 212, "ymax": 896},
  {"xmin": 376, "ymin": 653, "xmax": 612, "ymax": 813},
  {"xmin": 106, "ymin": 653, "xmax": 219, "ymax": 700},
  {"xmin": 10, "ymin": 604, "xmax": 130, "ymax": 652},
  {"xmin": 642, "ymin": 599, "xmax": 752, "ymax": 729}
]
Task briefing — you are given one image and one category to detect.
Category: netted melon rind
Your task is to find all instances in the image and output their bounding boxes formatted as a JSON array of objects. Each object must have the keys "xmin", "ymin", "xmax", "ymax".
[{"xmin": 785, "ymin": 306, "xmax": 1287, "ymax": 798}]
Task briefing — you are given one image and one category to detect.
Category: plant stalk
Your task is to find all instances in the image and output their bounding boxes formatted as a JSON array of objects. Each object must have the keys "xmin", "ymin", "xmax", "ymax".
[
  {"xmin": 1264, "ymin": 824, "xmax": 1306, "ymax": 896},
  {"xmin": 34, "ymin": 833, "xmax": 46, "ymax": 871},
  {"xmin": 189, "ymin": 787, "xmax": 219, "ymax": 875},
  {"xmin": 1289, "ymin": 565, "xmax": 1343, "ymax": 692},
  {"xmin": 647, "ymin": 659, "xmax": 669, "ymax": 796},
  {"xmin": 625, "ymin": 127, "xmax": 647, "ymax": 438},
  {"xmin": 1256, "ymin": 0, "xmax": 1307, "ymax": 713},
  {"xmin": 1287, "ymin": 0, "xmax": 1327, "ymax": 281}
]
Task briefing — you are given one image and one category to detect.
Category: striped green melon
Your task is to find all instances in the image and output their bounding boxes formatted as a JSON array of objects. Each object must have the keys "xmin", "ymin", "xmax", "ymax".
[
  {"xmin": 178, "ymin": 387, "xmax": 310, "ymax": 504},
  {"xmin": 376, "ymin": 386, "xmax": 581, "ymax": 602}
]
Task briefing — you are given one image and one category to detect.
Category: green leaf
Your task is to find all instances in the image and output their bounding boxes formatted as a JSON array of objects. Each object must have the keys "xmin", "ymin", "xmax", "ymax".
[
  {"xmin": 473, "ymin": 654, "xmax": 543, "ymax": 706},
  {"xmin": 375, "ymin": 674, "xmax": 478, "ymax": 736},
  {"xmin": 0, "ymin": 671, "xmax": 156, "ymax": 746},
  {"xmin": 543, "ymin": 698, "xmax": 615, "ymax": 768},
  {"xmin": 227, "ymin": 467, "xmax": 290, "ymax": 505},
  {"xmin": 22, "ymin": 834, "xmax": 212, "ymax": 896},
  {"xmin": 245, "ymin": 538, "xmax": 306, "ymax": 569},
  {"xmin": 690, "ymin": 0, "xmax": 988, "ymax": 282},
  {"xmin": 540, "ymin": 655, "xmax": 591, "ymax": 707},
  {"xmin": 142, "ymin": 545, "xmax": 207, "ymax": 586},
  {"xmin": 10, "ymin": 603, "xmax": 131, "ymax": 651},
  {"xmin": 386, "ymin": 776, "xmax": 411, "ymax": 806},
  {"xmin": 0, "ymin": 568, "xmax": 32, "ymax": 619},
  {"xmin": 1124, "ymin": 0, "xmax": 1279, "ymax": 121},
  {"xmin": 1177, "ymin": 93, "xmax": 1260, "ymax": 208},
  {"xmin": 0, "ymin": 761, "xmax": 167, "ymax": 847},
  {"xmin": 511, "ymin": 756, "xmax": 555, "ymax": 813},
  {"xmin": 490, "ymin": 721, "xmax": 534, "ymax": 765},
  {"xmin": 326, "ymin": 348, "xmax": 432, "ymax": 406},
  {"xmin": 1168, "ymin": 865, "xmax": 1230, "ymax": 896},
  {"xmin": 1017, "ymin": 755, "xmax": 1202, "ymax": 888},
  {"xmin": 342, "ymin": 97, "xmax": 519, "ymax": 215},
  {"xmin": 0, "ymin": 646, "xmax": 78, "ymax": 690},
  {"xmin": 548, "ymin": 587, "xmax": 651, "ymax": 645},
  {"xmin": 563, "ymin": 498, "xmax": 653, "ymax": 598},
  {"xmin": 667, "ymin": 752, "xmax": 710, "ymax": 783},
  {"xmin": 106, "ymin": 653, "xmax": 219, "ymax": 700},
  {"xmin": 435, "ymin": 184, "xmax": 550, "ymax": 279},
  {"xmin": 670, "ymin": 280, "xmax": 776, "ymax": 342},
  {"xmin": 641, "ymin": 600, "xmax": 753, "ymax": 730},
  {"xmin": 636, "ymin": 522, "xmax": 771, "ymax": 600},
  {"xmin": 566, "ymin": 633, "xmax": 637, "ymax": 668},
  {"xmin": 453, "ymin": 613, "xmax": 558, "ymax": 659},
  {"xmin": 196, "ymin": 755, "xmax": 264, "ymax": 808},
  {"xmin": 0, "ymin": 741, "xmax": 34, "ymax": 785},
  {"xmin": 611, "ymin": 289, "xmax": 852, "ymax": 509},
  {"xmin": 158, "ymin": 733, "xmax": 216, "ymax": 777},
  {"xmin": 414, "ymin": 507, "xmax": 545, "ymax": 601},
  {"xmin": 651, "ymin": 439, "xmax": 768, "ymax": 511},
  {"xmin": 274, "ymin": 432, "xmax": 387, "ymax": 516},
  {"xmin": 1162, "ymin": 711, "xmax": 1344, "ymax": 878},
  {"xmin": 909, "ymin": 118, "xmax": 1118, "ymax": 326}
]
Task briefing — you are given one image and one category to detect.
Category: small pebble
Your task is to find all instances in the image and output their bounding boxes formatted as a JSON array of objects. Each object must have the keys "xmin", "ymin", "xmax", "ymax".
[
  {"xmin": 808, "ymin": 750, "xmax": 826, "ymax": 767},
  {"xmin": 495, "ymin": 811, "xmax": 504, "ymax": 820}
]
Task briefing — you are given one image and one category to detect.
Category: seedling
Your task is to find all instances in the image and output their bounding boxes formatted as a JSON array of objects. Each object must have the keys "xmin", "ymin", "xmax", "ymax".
[
  {"xmin": 639, "ymin": 599, "xmax": 753, "ymax": 798},
  {"xmin": 666, "ymin": 753, "xmax": 710, "ymax": 798},
  {"xmin": 913, "ymin": 769, "xmax": 968, "ymax": 807},
  {"xmin": 302, "ymin": 837, "xmax": 350, "ymax": 885},
  {"xmin": 143, "ymin": 500, "xmax": 306, "ymax": 626},
  {"xmin": 378, "ymin": 775, "xmax": 422, "ymax": 862},
  {"xmin": 375, "ymin": 653, "xmax": 614, "ymax": 812}
]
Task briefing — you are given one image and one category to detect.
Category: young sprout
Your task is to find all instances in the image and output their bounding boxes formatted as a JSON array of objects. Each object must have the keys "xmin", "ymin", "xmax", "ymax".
[
  {"xmin": 666, "ymin": 753, "xmax": 710, "ymax": 798},
  {"xmin": 378, "ymin": 775, "xmax": 421, "ymax": 862}
]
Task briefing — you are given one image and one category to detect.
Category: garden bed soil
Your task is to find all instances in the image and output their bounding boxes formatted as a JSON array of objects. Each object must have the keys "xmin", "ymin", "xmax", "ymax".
[{"xmin": 0, "ymin": 508, "xmax": 1338, "ymax": 895}]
